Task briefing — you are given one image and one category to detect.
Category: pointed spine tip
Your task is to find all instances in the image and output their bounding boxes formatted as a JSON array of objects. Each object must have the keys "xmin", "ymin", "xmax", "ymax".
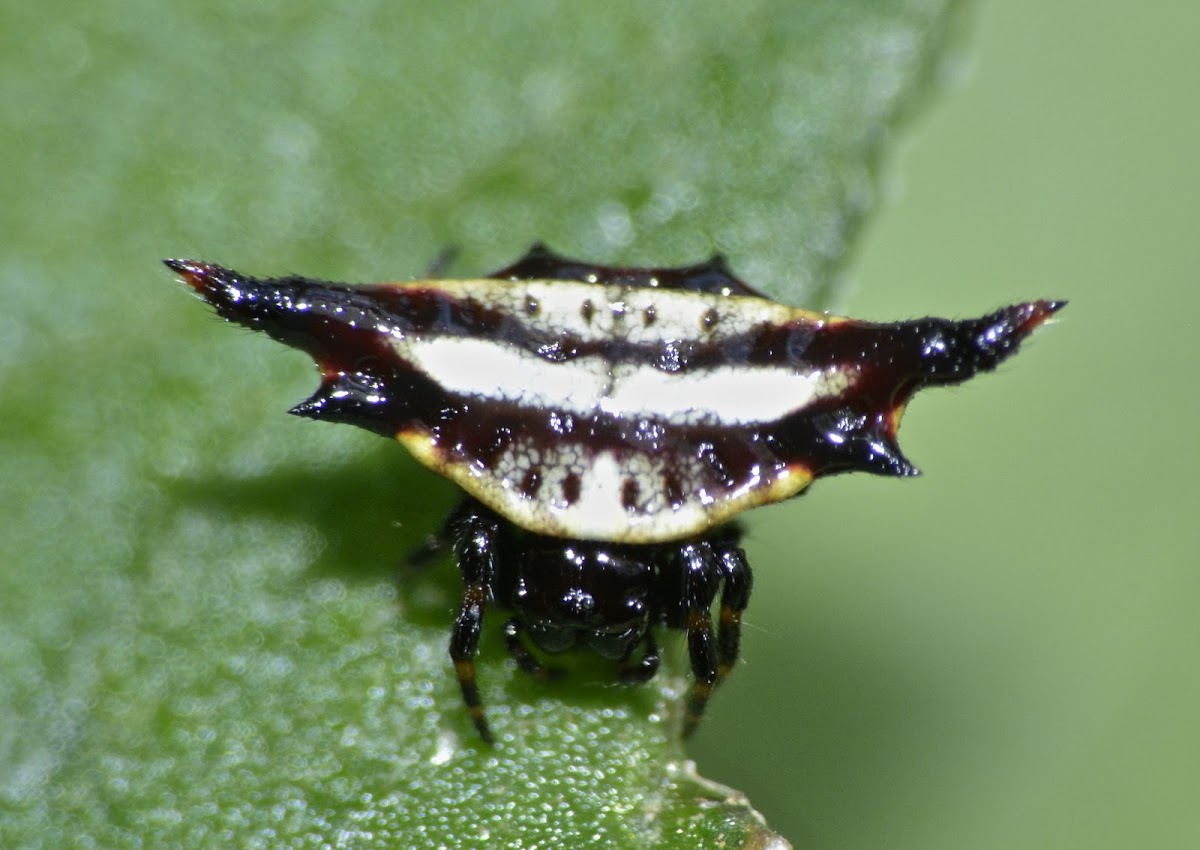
[
  {"xmin": 915, "ymin": 299, "xmax": 1065, "ymax": 388},
  {"xmin": 163, "ymin": 259, "xmax": 245, "ymax": 308},
  {"xmin": 1014, "ymin": 299, "xmax": 1068, "ymax": 337},
  {"xmin": 873, "ymin": 440, "xmax": 920, "ymax": 478},
  {"xmin": 164, "ymin": 258, "xmax": 213, "ymax": 290},
  {"xmin": 163, "ymin": 260, "xmax": 265, "ymax": 320},
  {"xmin": 288, "ymin": 399, "xmax": 322, "ymax": 419},
  {"xmin": 288, "ymin": 375, "xmax": 341, "ymax": 420}
]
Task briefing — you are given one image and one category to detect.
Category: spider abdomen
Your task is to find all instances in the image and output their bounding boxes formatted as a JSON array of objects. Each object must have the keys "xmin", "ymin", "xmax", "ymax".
[{"xmin": 166, "ymin": 250, "xmax": 1062, "ymax": 544}]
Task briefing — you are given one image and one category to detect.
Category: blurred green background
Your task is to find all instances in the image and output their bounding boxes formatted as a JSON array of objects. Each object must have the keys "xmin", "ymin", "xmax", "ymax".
[{"xmin": 2, "ymin": 1, "xmax": 1197, "ymax": 848}]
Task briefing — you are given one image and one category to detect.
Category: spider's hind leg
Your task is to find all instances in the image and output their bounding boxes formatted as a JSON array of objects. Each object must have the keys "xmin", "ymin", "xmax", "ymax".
[{"xmin": 446, "ymin": 499, "xmax": 506, "ymax": 743}]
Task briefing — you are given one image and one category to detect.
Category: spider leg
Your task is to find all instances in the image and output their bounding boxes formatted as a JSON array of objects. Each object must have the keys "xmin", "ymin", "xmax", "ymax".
[
  {"xmin": 404, "ymin": 532, "xmax": 446, "ymax": 569},
  {"xmin": 677, "ymin": 541, "xmax": 722, "ymax": 738},
  {"xmin": 447, "ymin": 499, "xmax": 504, "ymax": 743},
  {"xmin": 619, "ymin": 630, "xmax": 661, "ymax": 684},
  {"xmin": 713, "ymin": 537, "xmax": 753, "ymax": 686},
  {"xmin": 424, "ymin": 245, "xmax": 460, "ymax": 278},
  {"xmin": 502, "ymin": 618, "xmax": 563, "ymax": 680},
  {"xmin": 404, "ymin": 501, "xmax": 464, "ymax": 568}
]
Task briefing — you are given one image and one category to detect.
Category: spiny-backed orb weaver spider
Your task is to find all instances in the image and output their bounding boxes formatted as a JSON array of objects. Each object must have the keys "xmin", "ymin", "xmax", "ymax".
[{"xmin": 167, "ymin": 244, "xmax": 1063, "ymax": 742}]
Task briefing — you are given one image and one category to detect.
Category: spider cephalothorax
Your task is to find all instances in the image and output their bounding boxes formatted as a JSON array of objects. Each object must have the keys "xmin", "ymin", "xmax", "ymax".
[
  {"xmin": 432, "ymin": 498, "xmax": 751, "ymax": 740},
  {"xmin": 166, "ymin": 244, "xmax": 1063, "ymax": 742}
]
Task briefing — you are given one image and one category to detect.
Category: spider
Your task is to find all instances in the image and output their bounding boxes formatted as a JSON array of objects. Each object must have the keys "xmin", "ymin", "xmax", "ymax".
[{"xmin": 166, "ymin": 244, "xmax": 1062, "ymax": 743}]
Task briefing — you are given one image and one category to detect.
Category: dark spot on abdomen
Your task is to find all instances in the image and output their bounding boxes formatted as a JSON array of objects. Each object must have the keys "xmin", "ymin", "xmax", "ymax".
[
  {"xmin": 698, "ymin": 441, "xmax": 735, "ymax": 489},
  {"xmin": 520, "ymin": 468, "xmax": 542, "ymax": 498},
  {"xmin": 662, "ymin": 472, "xmax": 685, "ymax": 509},
  {"xmin": 621, "ymin": 478, "xmax": 641, "ymax": 512},
  {"xmin": 562, "ymin": 472, "xmax": 582, "ymax": 506},
  {"xmin": 473, "ymin": 426, "xmax": 514, "ymax": 471}
]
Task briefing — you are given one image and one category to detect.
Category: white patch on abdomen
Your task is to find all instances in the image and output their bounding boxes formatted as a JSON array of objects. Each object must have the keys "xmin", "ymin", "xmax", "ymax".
[
  {"xmin": 601, "ymin": 365, "xmax": 828, "ymax": 423},
  {"xmin": 569, "ymin": 453, "xmax": 634, "ymax": 527},
  {"xmin": 398, "ymin": 336, "xmax": 852, "ymax": 425},
  {"xmin": 403, "ymin": 336, "xmax": 605, "ymax": 411},
  {"xmin": 489, "ymin": 443, "xmax": 709, "ymax": 539}
]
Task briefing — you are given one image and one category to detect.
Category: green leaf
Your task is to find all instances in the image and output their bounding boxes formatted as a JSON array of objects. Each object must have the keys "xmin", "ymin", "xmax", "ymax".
[{"xmin": 1, "ymin": 1, "xmax": 967, "ymax": 846}]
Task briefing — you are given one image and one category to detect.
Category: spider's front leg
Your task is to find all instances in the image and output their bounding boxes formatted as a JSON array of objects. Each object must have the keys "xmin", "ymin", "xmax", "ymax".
[
  {"xmin": 677, "ymin": 540, "xmax": 722, "ymax": 738},
  {"xmin": 446, "ymin": 498, "xmax": 505, "ymax": 743},
  {"xmin": 676, "ymin": 529, "xmax": 753, "ymax": 737},
  {"xmin": 712, "ymin": 533, "xmax": 752, "ymax": 686},
  {"xmin": 502, "ymin": 618, "xmax": 564, "ymax": 681},
  {"xmin": 619, "ymin": 631, "xmax": 661, "ymax": 684}
]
